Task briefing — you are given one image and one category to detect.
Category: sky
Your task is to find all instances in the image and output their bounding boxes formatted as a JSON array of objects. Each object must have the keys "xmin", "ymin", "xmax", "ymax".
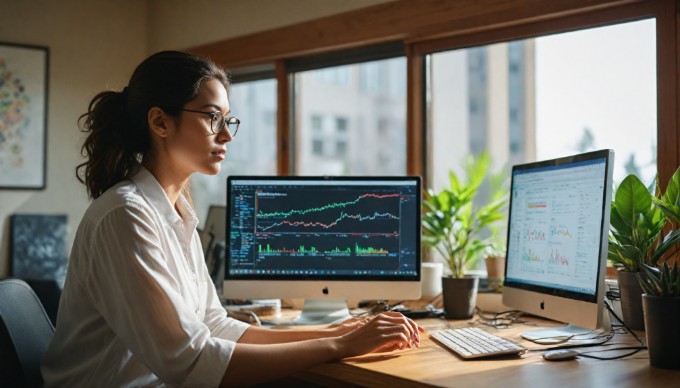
[{"xmin": 535, "ymin": 19, "xmax": 656, "ymax": 184}]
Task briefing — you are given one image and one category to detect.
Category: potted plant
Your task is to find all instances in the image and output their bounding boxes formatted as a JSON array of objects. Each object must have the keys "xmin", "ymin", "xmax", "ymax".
[
  {"xmin": 638, "ymin": 262, "xmax": 680, "ymax": 369},
  {"xmin": 422, "ymin": 152, "xmax": 507, "ymax": 319},
  {"xmin": 608, "ymin": 174, "xmax": 665, "ymax": 330},
  {"xmin": 635, "ymin": 166, "xmax": 680, "ymax": 369}
]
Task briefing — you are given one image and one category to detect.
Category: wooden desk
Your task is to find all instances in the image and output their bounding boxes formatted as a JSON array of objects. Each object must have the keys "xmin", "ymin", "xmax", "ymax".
[{"xmin": 290, "ymin": 317, "xmax": 680, "ymax": 387}]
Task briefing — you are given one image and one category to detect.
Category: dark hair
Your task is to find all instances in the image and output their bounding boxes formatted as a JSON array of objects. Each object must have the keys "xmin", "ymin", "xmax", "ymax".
[{"xmin": 76, "ymin": 51, "xmax": 230, "ymax": 200}]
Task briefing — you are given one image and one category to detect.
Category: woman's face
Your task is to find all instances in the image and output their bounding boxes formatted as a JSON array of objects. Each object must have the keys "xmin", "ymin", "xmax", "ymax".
[{"xmin": 163, "ymin": 79, "xmax": 233, "ymax": 179}]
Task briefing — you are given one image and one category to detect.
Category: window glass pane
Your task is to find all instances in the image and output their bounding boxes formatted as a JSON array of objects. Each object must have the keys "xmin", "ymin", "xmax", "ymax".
[
  {"xmin": 427, "ymin": 19, "xmax": 656, "ymax": 192},
  {"xmin": 191, "ymin": 78, "xmax": 277, "ymax": 223},
  {"xmin": 294, "ymin": 57, "xmax": 406, "ymax": 175},
  {"xmin": 535, "ymin": 20, "xmax": 656, "ymax": 184},
  {"xmin": 426, "ymin": 19, "xmax": 656, "ymax": 270}
]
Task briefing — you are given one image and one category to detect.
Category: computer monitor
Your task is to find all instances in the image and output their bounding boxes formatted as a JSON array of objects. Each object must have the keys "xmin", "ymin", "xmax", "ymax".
[
  {"xmin": 224, "ymin": 176, "xmax": 422, "ymax": 324},
  {"xmin": 502, "ymin": 149, "xmax": 614, "ymax": 342}
]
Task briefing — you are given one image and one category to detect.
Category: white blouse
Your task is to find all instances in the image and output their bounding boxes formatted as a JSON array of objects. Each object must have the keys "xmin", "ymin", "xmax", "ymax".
[{"xmin": 42, "ymin": 167, "xmax": 250, "ymax": 387}]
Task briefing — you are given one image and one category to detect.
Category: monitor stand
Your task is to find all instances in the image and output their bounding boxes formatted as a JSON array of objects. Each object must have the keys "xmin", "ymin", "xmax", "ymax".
[
  {"xmin": 521, "ymin": 310, "xmax": 612, "ymax": 346},
  {"xmin": 293, "ymin": 299, "xmax": 351, "ymax": 325},
  {"xmin": 522, "ymin": 324, "xmax": 607, "ymax": 346}
]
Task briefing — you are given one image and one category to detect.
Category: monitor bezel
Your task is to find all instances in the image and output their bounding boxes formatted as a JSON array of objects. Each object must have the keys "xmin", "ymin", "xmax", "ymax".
[{"xmin": 225, "ymin": 175, "xmax": 422, "ymax": 283}]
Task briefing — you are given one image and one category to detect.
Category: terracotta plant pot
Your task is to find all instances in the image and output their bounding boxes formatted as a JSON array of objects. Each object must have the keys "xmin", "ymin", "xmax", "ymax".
[
  {"xmin": 484, "ymin": 256, "xmax": 505, "ymax": 280},
  {"xmin": 484, "ymin": 256, "xmax": 505, "ymax": 291}
]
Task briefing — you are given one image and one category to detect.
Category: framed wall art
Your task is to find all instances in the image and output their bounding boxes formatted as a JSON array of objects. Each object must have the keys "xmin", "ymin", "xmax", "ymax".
[
  {"xmin": 0, "ymin": 41, "xmax": 49, "ymax": 190},
  {"xmin": 10, "ymin": 213, "xmax": 68, "ymax": 287}
]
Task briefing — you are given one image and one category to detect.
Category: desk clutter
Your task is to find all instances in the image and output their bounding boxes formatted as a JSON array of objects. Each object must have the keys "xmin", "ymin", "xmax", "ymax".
[
  {"xmin": 223, "ymin": 299, "xmax": 281, "ymax": 325},
  {"xmin": 350, "ymin": 292, "xmax": 645, "ymax": 363},
  {"xmin": 221, "ymin": 290, "xmax": 645, "ymax": 365}
]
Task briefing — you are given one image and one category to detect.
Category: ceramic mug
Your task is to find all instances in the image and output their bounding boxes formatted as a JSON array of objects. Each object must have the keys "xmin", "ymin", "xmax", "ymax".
[{"xmin": 421, "ymin": 262, "xmax": 443, "ymax": 298}]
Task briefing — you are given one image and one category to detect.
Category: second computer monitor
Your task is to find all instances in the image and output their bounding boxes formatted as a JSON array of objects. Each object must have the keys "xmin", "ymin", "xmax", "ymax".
[{"xmin": 502, "ymin": 149, "xmax": 614, "ymax": 341}]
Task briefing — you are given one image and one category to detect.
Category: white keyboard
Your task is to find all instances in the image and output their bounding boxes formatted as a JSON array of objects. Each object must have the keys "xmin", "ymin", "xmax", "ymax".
[{"xmin": 430, "ymin": 327, "xmax": 527, "ymax": 359}]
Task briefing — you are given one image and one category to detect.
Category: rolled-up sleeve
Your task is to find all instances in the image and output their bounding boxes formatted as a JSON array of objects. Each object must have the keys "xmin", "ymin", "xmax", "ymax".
[{"xmin": 201, "ymin": 265, "xmax": 251, "ymax": 342}]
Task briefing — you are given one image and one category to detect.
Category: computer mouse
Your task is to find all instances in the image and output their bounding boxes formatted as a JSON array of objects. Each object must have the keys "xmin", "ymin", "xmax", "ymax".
[{"xmin": 543, "ymin": 349, "xmax": 579, "ymax": 361}]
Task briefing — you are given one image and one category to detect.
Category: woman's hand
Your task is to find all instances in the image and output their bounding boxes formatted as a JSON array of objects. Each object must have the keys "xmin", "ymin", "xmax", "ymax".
[
  {"xmin": 334, "ymin": 312, "xmax": 425, "ymax": 358},
  {"xmin": 326, "ymin": 316, "xmax": 370, "ymax": 336}
]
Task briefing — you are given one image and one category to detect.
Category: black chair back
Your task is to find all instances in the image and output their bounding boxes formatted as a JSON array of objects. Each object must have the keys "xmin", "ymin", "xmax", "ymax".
[{"xmin": 0, "ymin": 278, "xmax": 55, "ymax": 387}]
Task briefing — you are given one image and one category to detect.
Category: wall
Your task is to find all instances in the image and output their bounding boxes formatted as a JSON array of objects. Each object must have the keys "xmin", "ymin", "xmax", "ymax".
[
  {"xmin": 0, "ymin": 0, "xmax": 391, "ymax": 278},
  {"xmin": 147, "ymin": 0, "xmax": 394, "ymax": 53},
  {"xmin": 0, "ymin": 0, "xmax": 148, "ymax": 277}
]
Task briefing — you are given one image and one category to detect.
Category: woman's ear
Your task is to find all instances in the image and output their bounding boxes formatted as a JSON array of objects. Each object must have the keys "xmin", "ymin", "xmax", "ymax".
[{"xmin": 148, "ymin": 107, "xmax": 169, "ymax": 137}]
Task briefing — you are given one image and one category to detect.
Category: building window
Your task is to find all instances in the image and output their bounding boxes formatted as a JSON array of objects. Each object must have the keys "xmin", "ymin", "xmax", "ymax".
[
  {"xmin": 336, "ymin": 117, "xmax": 347, "ymax": 132},
  {"xmin": 312, "ymin": 139, "xmax": 324, "ymax": 155},
  {"xmin": 335, "ymin": 140, "xmax": 347, "ymax": 156},
  {"xmin": 292, "ymin": 56, "xmax": 406, "ymax": 175},
  {"xmin": 312, "ymin": 115, "xmax": 323, "ymax": 132}
]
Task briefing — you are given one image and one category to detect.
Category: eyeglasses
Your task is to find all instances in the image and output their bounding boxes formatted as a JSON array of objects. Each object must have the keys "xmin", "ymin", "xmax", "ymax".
[{"xmin": 179, "ymin": 108, "xmax": 240, "ymax": 136}]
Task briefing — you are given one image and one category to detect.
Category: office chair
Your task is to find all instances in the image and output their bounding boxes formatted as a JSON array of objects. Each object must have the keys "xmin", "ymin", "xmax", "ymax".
[
  {"xmin": 0, "ymin": 278, "xmax": 55, "ymax": 387},
  {"xmin": 24, "ymin": 279, "xmax": 62, "ymax": 327}
]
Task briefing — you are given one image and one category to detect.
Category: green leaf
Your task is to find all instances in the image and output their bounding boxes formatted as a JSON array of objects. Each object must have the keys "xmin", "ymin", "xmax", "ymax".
[
  {"xmin": 653, "ymin": 197, "xmax": 680, "ymax": 224},
  {"xmin": 609, "ymin": 244, "xmax": 643, "ymax": 272},
  {"xmin": 609, "ymin": 173, "xmax": 668, "ymax": 270},
  {"xmin": 448, "ymin": 170, "xmax": 462, "ymax": 193},
  {"xmin": 609, "ymin": 203, "xmax": 632, "ymax": 238},
  {"xmin": 638, "ymin": 264, "xmax": 661, "ymax": 295},
  {"xmin": 652, "ymin": 229, "xmax": 680, "ymax": 264},
  {"xmin": 615, "ymin": 174, "xmax": 653, "ymax": 229},
  {"xmin": 661, "ymin": 166, "xmax": 680, "ymax": 211}
]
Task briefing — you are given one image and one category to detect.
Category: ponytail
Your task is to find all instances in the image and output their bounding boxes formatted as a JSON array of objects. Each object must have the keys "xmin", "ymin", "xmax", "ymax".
[{"xmin": 75, "ymin": 88, "xmax": 148, "ymax": 200}]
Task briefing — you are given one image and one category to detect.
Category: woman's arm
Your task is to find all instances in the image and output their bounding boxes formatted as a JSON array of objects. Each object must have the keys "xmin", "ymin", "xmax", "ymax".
[
  {"xmin": 221, "ymin": 312, "xmax": 424, "ymax": 386},
  {"xmin": 237, "ymin": 316, "xmax": 368, "ymax": 344}
]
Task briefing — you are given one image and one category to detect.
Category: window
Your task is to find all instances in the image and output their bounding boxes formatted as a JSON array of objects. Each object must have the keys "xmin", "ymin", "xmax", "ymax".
[
  {"xmin": 292, "ymin": 56, "xmax": 406, "ymax": 175},
  {"xmin": 312, "ymin": 139, "xmax": 324, "ymax": 155},
  {"xmin": 335, "ymin": 140, "xmax": 347, "ymax": 156},
  {"xmin": 335, "ymin": 117, "xmax": 347, "ymax": 132},
  {"xmin": 311, "ymin": 115, "xmax": 324, "ymax": 155},
  {"xmin": 192, "ymin": 0, "xmax": 676, "ymax": 193},
  {"xmin": 427, "ymin": 19, "xmax": 657, "ymax": 192},
  {"xmin": 311, "ymin": 115, "xmax": 323, "ymax": 132},
  {"xmin": 190, "ymin": 78, "xmax": 277, "ymax": 223}
]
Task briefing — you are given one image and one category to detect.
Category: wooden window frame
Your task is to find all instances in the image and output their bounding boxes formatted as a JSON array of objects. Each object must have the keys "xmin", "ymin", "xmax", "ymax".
[{"xmin": 189, "ymin": 0, "xmax": 677, "ymax": 186}]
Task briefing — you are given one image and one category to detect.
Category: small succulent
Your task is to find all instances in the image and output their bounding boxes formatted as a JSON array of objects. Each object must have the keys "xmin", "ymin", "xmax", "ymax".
[{"xmin": 637, "ymin": 262, "xmax": 680, "ymax": 297}]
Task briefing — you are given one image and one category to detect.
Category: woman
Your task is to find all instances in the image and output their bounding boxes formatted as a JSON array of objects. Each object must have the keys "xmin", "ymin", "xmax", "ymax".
[{"xmin": 41, "ymin": 51, "xmax": 423, "ymax": 387}]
